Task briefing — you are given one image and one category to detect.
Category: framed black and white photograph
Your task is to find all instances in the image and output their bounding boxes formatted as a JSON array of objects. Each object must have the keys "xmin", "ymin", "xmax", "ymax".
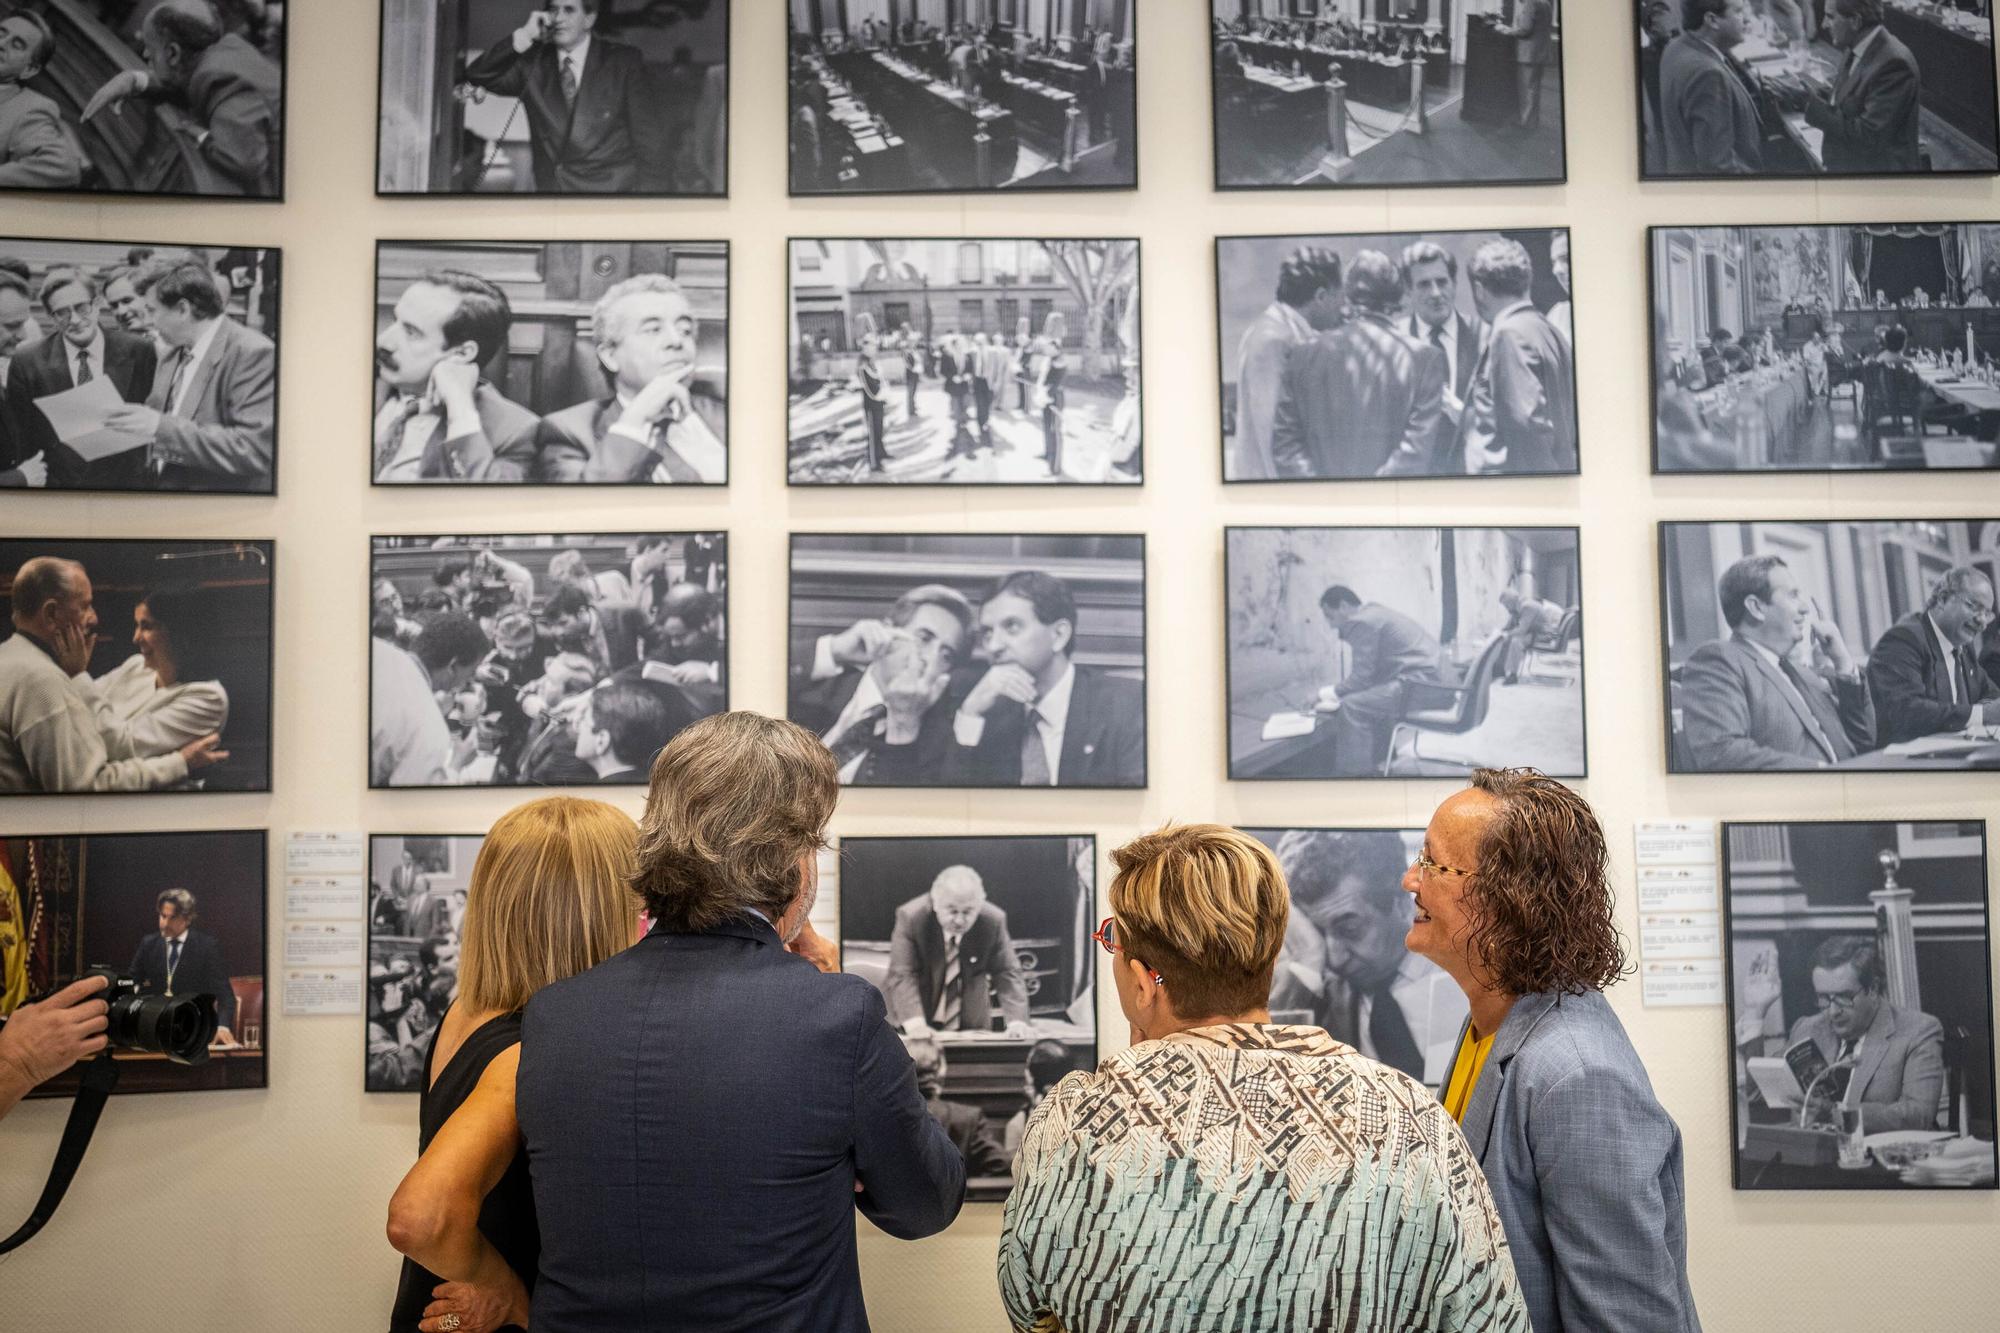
[
  {"xmin": 1661, "ymin": 519, "xmax": 2000, "ymax": 773},
  {"xmin": 1245, "ymin": 826, "xmax": 1466, "ymax": 1087},
  {"xmin": 1653, "ymin": 223, "xmax": 2000, "ymax": 474},
  {"xmin": 0, "ymin": 237, "xmax": 279, "ymax": 494},
  {"xmin": 1637, "ymin": 0, "xmax": 1998, "ymax": 181},
  {"xmin": 1218, "ymin": 228, "xmax": 1574, "ymax": 482},
  {"xmin": 1, "ymin": 829, "xmax": 268, "ymax": 1097},
  {"xmin": 1723, "ymin": 819, "xmax": 1996, "ymax": 1190},
  {"xmin": 370, "ymin": 532, "xmax": 726, "ymax": 789},
  {"xmin": 376, "ymin": 0, "xmax": 727, "ymax": 197},
  {"xmin": 0, "ymin": 538, "xmax": 274, "ymax": 795},
  {"xmin": 788, "ymin": 533, "xmax": 1145, "ymax": 788},
  {"xmin": 1227, "ymin": 526, "xmax": 1585, "ymax": 780},
  {"xmin": 788, "ymin": 239, "xmax": 1140, "ymax": 486},
  {"xmin": 787, "ymin": 1, "xmax": 1136, "ymax": 196},
  {"xmin": 0, "ymin": 1, "xmax": 285, "ymax": 199},
  {"xmin": 836, "ymin": 834, "xmax": 1098, "ymax": 1202},
  {"xmin": 367, "ymin": 833, "xmax": 483, "ymax": 1093},
  {"xmin": 1211, "ymin": 1, "xmax": 1566, "ymax": 190},
  {"xmin": 373, "ymin": 241, "xmax": 728, "ymax": 486}
]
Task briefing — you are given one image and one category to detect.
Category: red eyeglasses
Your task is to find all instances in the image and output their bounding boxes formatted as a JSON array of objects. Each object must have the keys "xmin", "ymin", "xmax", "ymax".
[{"xmin": 1093, "ymin": 916, "xmax": 1165, "ymax": 986}]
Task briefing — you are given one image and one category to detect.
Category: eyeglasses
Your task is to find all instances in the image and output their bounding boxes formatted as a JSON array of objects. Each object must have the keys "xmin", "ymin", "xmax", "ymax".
[
  {"xmin": 1814, "ymin": 989, "xmax": 1865, "ymax": 1011},
  {"xmin": 1093, "ymin": 916, "xmax": 1164, "ymax": 986},
  {"xmin": 1413, "ymin": 848, "xmax": 1474, "ymax": 880}
]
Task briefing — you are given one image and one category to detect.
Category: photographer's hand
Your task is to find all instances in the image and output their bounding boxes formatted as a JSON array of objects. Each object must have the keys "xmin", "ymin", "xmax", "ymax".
[{"xmin": 0, "ymin": 975, "xmax": 110, "ymax": 1119}]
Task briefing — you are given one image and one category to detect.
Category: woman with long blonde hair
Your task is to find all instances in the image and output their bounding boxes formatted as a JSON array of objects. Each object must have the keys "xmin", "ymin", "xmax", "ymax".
[{"xmin": 386, "ymin": 796, "xmax": 640, "ymax": 1333}]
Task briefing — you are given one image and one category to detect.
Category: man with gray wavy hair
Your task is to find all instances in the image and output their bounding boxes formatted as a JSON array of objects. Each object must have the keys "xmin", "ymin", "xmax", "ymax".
[
  {"xmin": 1865, "ymin": 564, "xmax": 1999, "ymax": 747},
  {"xmin": 536, "ymin": 273, "xmax": 726, "ymax": 483}
]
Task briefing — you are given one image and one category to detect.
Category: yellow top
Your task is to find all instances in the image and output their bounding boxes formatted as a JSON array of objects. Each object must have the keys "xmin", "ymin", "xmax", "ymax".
[{"xmin": 1442, "ymin": 1027, "xmax": 1496, "ymax": 1124}]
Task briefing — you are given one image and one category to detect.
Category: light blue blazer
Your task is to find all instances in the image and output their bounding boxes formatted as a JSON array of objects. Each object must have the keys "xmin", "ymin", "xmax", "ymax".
[{"xmin": 1453, "ymin": 990, "xmax": 1702, "ymax": 1333}]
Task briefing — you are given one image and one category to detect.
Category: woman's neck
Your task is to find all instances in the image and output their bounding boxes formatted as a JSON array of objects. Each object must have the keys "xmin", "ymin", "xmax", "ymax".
[
  {"xmin": 1467, "ymin": 989, "xmax": 1516, "ymax": 1042},
  {"xmin": 1140, "ymin": 1007, "xmax": 1271, "ymax": 1042}
]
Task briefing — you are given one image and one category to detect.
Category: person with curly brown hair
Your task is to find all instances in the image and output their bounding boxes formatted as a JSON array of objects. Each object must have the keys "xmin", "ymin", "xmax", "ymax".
[{"xmin": 1409, "ymin": 768, "xmax": 1701, "ymax": 1333}]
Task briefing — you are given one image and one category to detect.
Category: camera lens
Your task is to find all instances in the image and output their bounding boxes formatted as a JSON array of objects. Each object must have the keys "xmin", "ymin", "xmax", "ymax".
[{"xmin": 107, "ymin": 991, "xmax": 219, "ymax": 1066}]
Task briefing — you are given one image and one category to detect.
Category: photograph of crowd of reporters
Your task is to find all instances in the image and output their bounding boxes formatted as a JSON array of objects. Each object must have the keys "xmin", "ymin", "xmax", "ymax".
[
  {"xmin": 369, "ymin": 532, "xmax": 725, "ymax": 789},
  {"xmin": 0, "ymin": 538, "xmax": 274, "ymax": 795},
  {"xmin": 1227, "ymin": 526, "xmax": 1585, "ymax": 780},
  {"xmin": 0, "ymin": 0, "xmax": 283, "ymax": 198},
  {"xmin": 0, "ymin": 829, "xmax": 266, "ymax": 1096},
  {"xmin": 1245, "ymin": 827, "xmax": 1466, "ymax": 1088},
  {"xmin": 376, "ymin": 0, "xmax": 727, "ymax": 197},
  {"xmin": 788, "ymin": 533, "xmax": 1145, "ymax": 788},
  {"xmin": 374, "ymin": 241, "xmax": 727, "ymax": 486},
  {"xmin": 787, "ymin": 239, "xmax": 1139, "ymax": 486},
  {"xmin": 1218, "ymin": 228, "xmax": 1575, "ymax": 482},
  {"xmin": 1661, "ymin": 519, "xmax": 2000, "ymax": 773},
  {"xmin": 1636, "ymin": 0, "xmax": 1998, "ymax": 180},
  {"xmin": 835, "ymin": 834, "xmax": 1097, "ymax": 1201},
  {"xmin": 1210, "ymin": 1, "xmax": 1565, "ymax": 190},
  {"xmin": 0, "ymin": 238, "xmax": 279, "ymax": 493},
  {"xmin": 1653, "ymin": 223, "xmax": 2000, "ymax": 474},
  {"xmin": 367, "ymin": 834, "xmax": 481, "ymax": 1093},
  {"xmin": 787, "ymin": 0, "xmax": 1136, "ymax": 196},
  {"xmin": 1723, "ymin": 819, "xmax": 1996, "ymax": 1189}
]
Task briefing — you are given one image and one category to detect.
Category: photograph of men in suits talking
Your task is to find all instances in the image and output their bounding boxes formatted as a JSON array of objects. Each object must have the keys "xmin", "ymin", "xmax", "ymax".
[{"xmin": 3, "ymin": 268, "xmax": 156, "ymax": 490}]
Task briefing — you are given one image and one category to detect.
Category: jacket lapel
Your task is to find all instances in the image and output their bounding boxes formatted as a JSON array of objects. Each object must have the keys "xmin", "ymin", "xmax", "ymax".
[
  {"xmin": 1732, "ymin": 636, "xmax": 1833, "ymax": 759},
  {"xmin": 1057, "ymin": 667, "xmax": 1097, "ymax": 780},
  {"xmin": 1460, "ymin": 991, "xmax": 1560, "ymax": 1159},
  {"xmin": 181, "ymin": 322, "xmax": 233, "ymax": 418},
  {"xmin": 1847, "ymin": 1000, "xmax": 1896, "ymax": 1109}
]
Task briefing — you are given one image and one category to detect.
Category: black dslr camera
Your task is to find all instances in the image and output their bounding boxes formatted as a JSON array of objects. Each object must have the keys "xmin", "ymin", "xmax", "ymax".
[{"xmin": 84, "ymin": 966, "xmax": 220, "ymax": 1066}]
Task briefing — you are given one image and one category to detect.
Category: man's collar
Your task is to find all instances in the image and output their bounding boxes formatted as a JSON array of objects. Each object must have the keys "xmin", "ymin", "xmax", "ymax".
[
  {"xmin": 561, "ymin": 34, "xmax": 593, "ymax": 65},
  {"xmin": 66, "ymin": 329, "xmax": 106, "ymax": 362},
  {"xmin": 12, "ymin": 627, "xmax": 61, "ymax": 667},
  {"xmin": 1033, "ymin": 658, "xmax": 1078, "ymax": 720}
]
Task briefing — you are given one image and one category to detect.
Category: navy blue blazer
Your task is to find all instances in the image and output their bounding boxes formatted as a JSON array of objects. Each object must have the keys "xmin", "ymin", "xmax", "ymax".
[{"xmin": 515, "ymin": 916, "xmax": 964, "ymax": 1331}]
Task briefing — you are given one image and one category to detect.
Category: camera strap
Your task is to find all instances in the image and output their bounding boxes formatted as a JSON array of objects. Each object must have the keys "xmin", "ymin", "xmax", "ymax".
[{"xmin": 0, "ymin": 1050, "xmax": 119, "ymax": 1255}]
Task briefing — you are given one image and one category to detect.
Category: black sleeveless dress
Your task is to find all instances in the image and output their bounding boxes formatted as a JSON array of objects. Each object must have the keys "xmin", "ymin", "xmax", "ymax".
[{"xmin": 388, "ymin": 1009, "xmax": 538, "ymax": 1333}]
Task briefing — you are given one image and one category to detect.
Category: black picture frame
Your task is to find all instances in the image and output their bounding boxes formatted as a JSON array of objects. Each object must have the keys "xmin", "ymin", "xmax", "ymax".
[
  {"xmin": 785, "ymin": 5, "xmax": 1140, "ymax": 198},
  {"xmin": 1649, "ymin": 221, "xmax": 2000, "ymax": 476},
  {"xmin": 0, "ymin": 5, "xmax": 289, "ymax": 202},
  {"xmin": 1657, "ymin": 518, "xmax": 2000, "ymax": 775},
  {"xmin": 1633, "ymin": 6, "xmax": 2000, "ymax": 183},
  {"xmin": 365, "ymin": 831, "xmax": 484, "ymax": 1094},
  {"xmin": 6, "ymin": 828, "xmax": 270, "ymax": 1098},
  {"xmin": 1208, "ymin": 1, "xmax": 1568, "ymax": 192},
  {"xmin": 367, "ymin": 531, "xmax": 729, "ymax": 791},
  {"xmin": 1720, "ymin": 818, "xmax": 1998, "ymax": 1191},
  {"xmin": 1224, "ymin": 524, "xmax": 1588, "ymax": 782},
  {"xmin": 786, "ymin": 531, "xmax": 1147, "ymax": 790},
  {"xmin": 369, "ymin": 239, "xmax": 731, "ymax": 488},
  {"xmin": 1214, "ymin": 227, "xmax": 1577, "ymax": 484},
  {"xmin": 0, "ymin": 234, "xmax": 283, "ymax": 497},
  {"xmin": 785, "ymin": 237, "xmax": 1143, "ymax": 488},
  {"xmin": 0, "ymin": 536, "xmax": 276, "ymax": 796},
  {"xmin": 374, "ymin": 0, "xmax": 730, "ymax": 199}
]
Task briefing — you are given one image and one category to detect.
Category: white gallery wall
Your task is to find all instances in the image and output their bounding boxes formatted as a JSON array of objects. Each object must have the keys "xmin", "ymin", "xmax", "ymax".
[{"xmin": 2, "ymin": 1, "xmax": 1997, "ymax": 1327}]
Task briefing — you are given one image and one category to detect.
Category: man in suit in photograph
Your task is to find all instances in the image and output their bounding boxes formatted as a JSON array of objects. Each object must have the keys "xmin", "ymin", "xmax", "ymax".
[
  {"xmin": 1453, "ymin": 240, "xmax": 1576, "ymax": 475},
  {"xmin": 906, "ymin": 1038, "xmax": 1010, "ymax": 1179},
  {"xmin": 1229, "ymin": 246, "xmax": 1343, "ymax": 481},
  {"xmin": 1312, "ymin": 585, "xmax": 1443, "ymax": 777},
  {"xmin": 573, "ymin": 675, "xmax": 681, "ymax": 785},
  {"xmin": 463, "ymin": 0, "xmax": 647, "ymax": 194},
  {"xmin": 1658, "ymin": 0, "xmax": 1765, "ymax": 175},
  {"xmin": 5, "ymin": 269, "xmax": 157, "ymax": 489},
  {"xmin": 882, "ymin": 866, "xmax": 1031, "ymax": 1038},
  {"xmin": 1270, "ymin": 250, "xmax": 1447, "ymax": 480},
  {"xmin": 0, "ymin": 11, "xmax": 82, "ymax": 190},
  {"xmin": 1864, "ymin": 566, "xmax": 1999, "ymax": 747},
  {"xmin": 1678, "ymin": 554, "xmax": 1876, "ymax": 770},
  {"xmin": 129, "ymin": 887, "xmax": 237, "ymax": 1045},
  {"xmin": 1401, "ymin": 241, "xmax": 1485, "ymax": 432},
  {"xmin": 1789, "ymin": 936, "xmax": 1944, "ymax": 1134},
  {"xmin": 1502, "ymin": 0, "xmax": 1556, "ymax": 128},
  {"xmin": 1790, "ymin": 0, "xmax": 1921, "ymax": 174},
  {"xmin": 790, "ymin": 582, "xmax": 976, "ymax": 785},
  {"xmin": 1498, "ymin": 586, "xmax": 1565, "ymax": 683},
  {"xmin": 536, "ymin": 274, "xmax": 725, "ymax": 483},
  {"xmin": 933, "ymin": 570, "xmax": 1145, "ymax": 788},
  {"xmin": 374, "ymin": 269, "xmax": 538, "ymax": 483},
  {"xmin": 92, "ymin": 258, "xmax": 274, "ymax": 491}
]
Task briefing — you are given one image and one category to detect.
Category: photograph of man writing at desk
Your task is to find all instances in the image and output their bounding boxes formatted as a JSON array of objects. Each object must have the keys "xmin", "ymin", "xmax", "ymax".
[
  {"xmin": 1639, "ymin": 0, "xmax": 1998, "ymax": 179},
  {"xmin": 1663, "ymin": 519, "xmax": 2000, "ymax": 773}
]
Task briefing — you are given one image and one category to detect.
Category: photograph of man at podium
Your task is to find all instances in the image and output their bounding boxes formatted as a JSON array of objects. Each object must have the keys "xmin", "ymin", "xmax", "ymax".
[
  {"xmin": 837, "ymin": 835, "xmax": 1097, "ymax": 1201},
  {"xmin": 1210, "ymin": 0, "xmax": 1565, "ymax": 189},
  {"xmin": 1724, "ymin": 819, "xmax": 1996, "ymax": 1189}
]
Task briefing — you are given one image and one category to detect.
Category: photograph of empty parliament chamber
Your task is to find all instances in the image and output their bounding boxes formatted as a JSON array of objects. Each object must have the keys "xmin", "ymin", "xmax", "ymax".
[
  {"xmin": 1210, "ymin": 0, "xmax": 1566, "ymax": 189},
  {"xmin": 835, "ymin": 834, "xmax": 1097, "ymax": 1202},
  {"xmin": 1218, "ymin": 228, "xmax": 1575, "ymax": 482},
  {"xmin": 0, "ymin": 829, "xmax": 268, "ymax": 1097},
  {"xmin": 1660, "ymin": 519, "xmax": 2000, "ymax": 773},
  {"xmin": 788, "ymin": 239, "xmax": 1139, "ymax": 485},
  {"xmin": 1226, "ymin": 525, "xmax": 1585, "ymax": 780},
  {"xmin": 1652, "ymin": 222, "xmax": 2000, "ymax": 474},
  {"xmin": 786, "ymin": 1, "xmax": 1137, "ymax": 195},
  {"xmin": 1723, "ymin": 819, "xmax": 1996, "ymax": 1190}
]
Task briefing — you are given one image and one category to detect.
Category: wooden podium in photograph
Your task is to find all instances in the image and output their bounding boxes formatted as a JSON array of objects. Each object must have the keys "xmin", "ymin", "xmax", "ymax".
[{"xmin": 1461, "ymin": 14, "xmax": 1519, "ymax": 125}]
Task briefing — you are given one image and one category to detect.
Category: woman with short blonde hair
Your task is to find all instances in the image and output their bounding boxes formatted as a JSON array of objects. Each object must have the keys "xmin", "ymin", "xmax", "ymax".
[
  {"xmin": 386, "ymin": 797, "xmax": 639, "ymax": 1333},
  {"xmin": 1000, "ymin": 823, "xmax": 1530, "ymax": 1333}
]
